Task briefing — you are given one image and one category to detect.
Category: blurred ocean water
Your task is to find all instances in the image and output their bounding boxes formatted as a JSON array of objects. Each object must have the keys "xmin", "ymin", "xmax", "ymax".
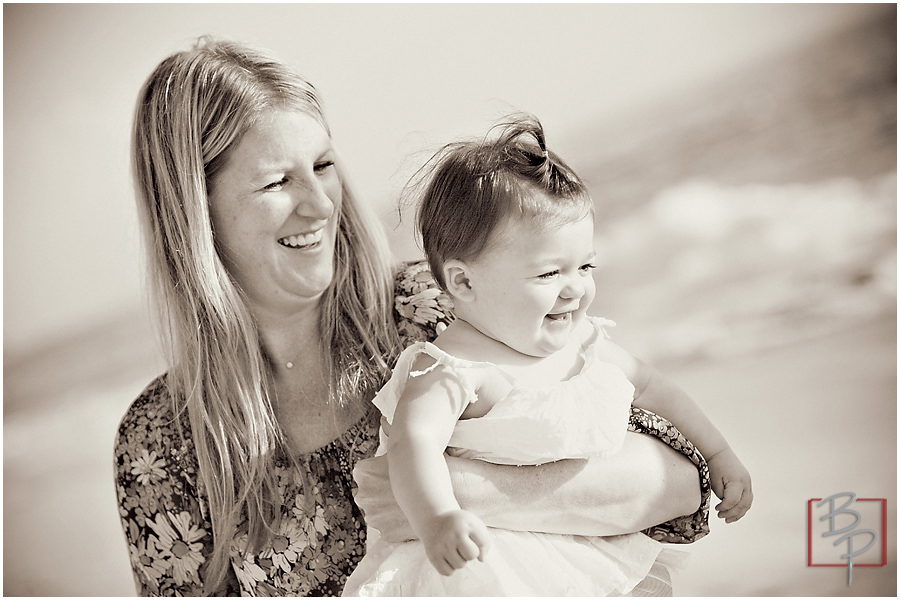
[
  {"xmin": 4, "ymin": 7, "xmax": 896, "ymax": 597},
  {"xmin": 594, "ymin": 173, "xmax": 896, "ymax": 366}
]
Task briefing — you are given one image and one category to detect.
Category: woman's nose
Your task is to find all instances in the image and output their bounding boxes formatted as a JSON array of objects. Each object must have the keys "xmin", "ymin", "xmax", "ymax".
[{"xmin": 293, "ymin": 178, "xmax": 335, "ymax": 220}]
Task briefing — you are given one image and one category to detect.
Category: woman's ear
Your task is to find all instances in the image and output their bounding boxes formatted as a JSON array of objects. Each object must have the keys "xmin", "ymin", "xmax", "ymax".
[{"xmin": 443, "ymin": 260, "xmax": 475, "ymax": 302}]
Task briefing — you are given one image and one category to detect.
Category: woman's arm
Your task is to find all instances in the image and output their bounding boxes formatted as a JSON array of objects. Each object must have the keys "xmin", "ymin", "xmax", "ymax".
[
  {"xmin": 114, "ymin": 380, "xmax": 234, "ymax": 596},
  {"xmin": 355, "ymin": 430, "xmax": 700, "ymax": 542},
  {"xmin": 632, "ymin": 366, "xmax": 752, "ymax": 522},
  {"xmin": 592, "ymin": 336, "xmax": 752, "ymax": 522},
  {"xmin": 449, "ymin": 431, "xmax": 700, "ymax": 535}
]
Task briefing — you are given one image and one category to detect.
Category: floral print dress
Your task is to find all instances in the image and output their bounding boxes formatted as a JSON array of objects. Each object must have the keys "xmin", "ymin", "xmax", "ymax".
[{"xmin": 114, "ymin": 261, "xmax": 710, "ymax": 596}]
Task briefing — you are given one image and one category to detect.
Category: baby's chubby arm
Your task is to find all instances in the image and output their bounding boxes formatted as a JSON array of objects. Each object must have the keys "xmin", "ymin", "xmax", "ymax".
[
  {"xmin": 386, "ymin": 360, "xmax": 491, "ymax": 574},
  {"xmin": 595, "ymin": 338, "xmax": 753, "ymax": 523}
]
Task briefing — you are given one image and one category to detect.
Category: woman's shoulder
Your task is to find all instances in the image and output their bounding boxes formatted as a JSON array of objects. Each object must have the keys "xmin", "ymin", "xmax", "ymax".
[
  {"xmin": 116, "ymin": 374, "xmax": 179, "ymax": 445},
  {"xmin": 114, "ymin": 374, "xmax": 200, "ymax": 491},
  {"xmin": 118, "ymin": 374, "xmax": 174, "ymax": 424},
  {"xmin": 392, "ymin": 260, "xmax": 456, "ymax": 345}
]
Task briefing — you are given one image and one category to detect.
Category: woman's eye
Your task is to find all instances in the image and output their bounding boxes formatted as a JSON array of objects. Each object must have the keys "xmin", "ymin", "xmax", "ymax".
[
  {"xmin": 314, "ymin": 160, "xmax": 335, "ymax": 174},
  {"xmin": 538, "ymin": 270, "xmax": 560, "ymax": 280},
  {"xmin": 263, "ymin": 177, "xmax": 288, "ymax": 191}
]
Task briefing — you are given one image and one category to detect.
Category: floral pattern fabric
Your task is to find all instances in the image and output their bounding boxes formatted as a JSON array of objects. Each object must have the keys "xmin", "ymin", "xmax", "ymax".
[
  {"xmin": 114, "ymin": 260, "xmax": 708, "ymax": 596},
  {"xmin": 628, "ymin": 407, "xmax": 711, "ymax": 543},
  {"xmin": 115, "ymin": 374, "xmax": 381, "ymax": 596}
]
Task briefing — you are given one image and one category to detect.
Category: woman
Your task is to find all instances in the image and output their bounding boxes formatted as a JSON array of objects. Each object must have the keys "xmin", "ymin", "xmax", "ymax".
[{"xmin": 114, "ymin": 37, "xmax": 709, "ymax": 596}]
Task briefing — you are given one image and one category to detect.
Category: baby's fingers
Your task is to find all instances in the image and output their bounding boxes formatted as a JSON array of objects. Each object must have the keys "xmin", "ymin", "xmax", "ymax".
[
  {"xmin": 468, "ymin": 520, "xmax": 491, "ymax": 561},
  {"xmin": 715, "ymin": 482, "xmax": 753, "ymax": 523},
  {"xmin": 714, "ymin": 480, "xmax": 743, "ymax": 511},
  {"xmin": 430, "ymin": 541, "xmax": 468, "ymax": 575},
  {"xmin": 441, "ymin": 547, "xmax": 469, "ymax": 573},
  {"xmin": 427, "ymin": 511, "xmax": 491, "ymax": 575},
  {"xmin": 456, "ymin": 535, "xmax": 481, "ymax": 562}
]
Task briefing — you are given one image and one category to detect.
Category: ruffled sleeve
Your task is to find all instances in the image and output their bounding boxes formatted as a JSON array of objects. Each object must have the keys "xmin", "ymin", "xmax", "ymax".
[
  {"xmin": 370, "ymin": 340, "xmax": 487, "ymax": 458},
  {"xmin": 630, "ymin": 407, "xmax": 711, "ymax": 543},
  {"xmin": 371, "ymin": 342, "xmax": 429, "ymax": 424}
]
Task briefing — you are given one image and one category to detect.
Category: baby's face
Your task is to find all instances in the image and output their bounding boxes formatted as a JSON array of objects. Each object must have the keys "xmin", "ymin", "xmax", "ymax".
[{"xmin": 462, "ymin": 213, "xmax": 597, "ymax": 357}]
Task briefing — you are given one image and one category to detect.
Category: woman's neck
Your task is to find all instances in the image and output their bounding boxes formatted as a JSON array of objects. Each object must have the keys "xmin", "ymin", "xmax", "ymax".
[
  {"xmin": 254, "ymin": 301, "xmax": 322, "ymax": 373},
  {"xmin": 253, "ymin": 300, "xmax": 367, "ymax": 454}
]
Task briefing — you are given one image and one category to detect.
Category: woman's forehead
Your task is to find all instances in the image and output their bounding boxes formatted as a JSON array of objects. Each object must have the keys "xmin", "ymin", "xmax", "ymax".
[{"xmin": 228, "ymin": 111, "xmax": 332, "ymax": 169}]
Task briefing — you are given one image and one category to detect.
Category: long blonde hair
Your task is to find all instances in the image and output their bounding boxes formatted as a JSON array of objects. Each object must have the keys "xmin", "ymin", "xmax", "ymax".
[{"xmin": 132, "ymin": 37, "xmax": 399, "ymax": 593}]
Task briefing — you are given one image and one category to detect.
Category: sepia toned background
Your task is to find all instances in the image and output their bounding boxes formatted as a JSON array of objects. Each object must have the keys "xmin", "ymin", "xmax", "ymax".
[{"xmin": 4, "ymin": 3, "xmax": 896, "ymax": 596}]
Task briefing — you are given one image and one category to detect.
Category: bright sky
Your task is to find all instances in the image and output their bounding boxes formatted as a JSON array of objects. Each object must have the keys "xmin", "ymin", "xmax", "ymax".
[{"xmin": 3, "ymin": 3, "xmax": 870, "ymax": 353}]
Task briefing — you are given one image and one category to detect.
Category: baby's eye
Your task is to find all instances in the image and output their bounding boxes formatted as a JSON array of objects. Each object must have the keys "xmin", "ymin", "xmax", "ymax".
[
  {"xmin": 314, "ymin": 160, "xmax": 335, "ymax": 174},
  {"xmin": 579, "ymin": 263, "xmax": 597, "ymax": 274},
  {"xmin": 538, "ymin": 270, "xmax": 560, "ymax": 280},
  {"xmin": 263, "ymin": 177, "xmax": 288, "ymax": 191}
]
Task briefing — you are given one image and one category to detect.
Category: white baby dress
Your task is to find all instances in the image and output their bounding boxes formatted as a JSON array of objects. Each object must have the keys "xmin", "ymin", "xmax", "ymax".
[{"xmin": 343, "ymin": 316, "xmax": 682, "ymax": 597}]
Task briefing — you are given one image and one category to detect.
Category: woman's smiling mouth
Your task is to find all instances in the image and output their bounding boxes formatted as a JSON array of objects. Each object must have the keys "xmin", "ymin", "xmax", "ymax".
[{"xmin": 278, "ymin": 229, "xmax": 324, "ymax": 249}]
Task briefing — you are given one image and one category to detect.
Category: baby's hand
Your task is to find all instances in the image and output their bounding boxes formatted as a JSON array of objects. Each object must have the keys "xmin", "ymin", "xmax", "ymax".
[
  {"xmin": 707, "ymin": 448, "xmax": 753, "ymax": 523},
  {"xmin": 421, "ymin": 509, "xmax": 491, "ymax": 576}
]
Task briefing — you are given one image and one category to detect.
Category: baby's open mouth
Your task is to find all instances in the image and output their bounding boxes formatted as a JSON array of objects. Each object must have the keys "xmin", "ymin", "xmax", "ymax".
[
  {"xmin": 278, "ymin": 230, "xmax": 323, "ymax": 249},
  {"xmin": 546, "ymin": 312, "xmax": 572, "ymax": 322}
]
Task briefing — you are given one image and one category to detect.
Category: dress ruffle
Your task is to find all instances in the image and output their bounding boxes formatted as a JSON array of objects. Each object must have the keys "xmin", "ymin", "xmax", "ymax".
[{"xmin": 345, "ymin": 528, "xmax": 673, "ymax": 597}]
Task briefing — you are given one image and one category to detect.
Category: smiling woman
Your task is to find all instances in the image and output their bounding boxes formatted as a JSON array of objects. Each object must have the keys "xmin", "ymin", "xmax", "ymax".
[{"xmin": 119, "ymin": 37, "xmax": 400, "ymax": 595}]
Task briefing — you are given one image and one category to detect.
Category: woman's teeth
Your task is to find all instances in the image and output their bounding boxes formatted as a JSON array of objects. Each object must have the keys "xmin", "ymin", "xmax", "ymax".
[{"xmin": 279, "ymin": 230, "xmax": 323, "ymax": 248}]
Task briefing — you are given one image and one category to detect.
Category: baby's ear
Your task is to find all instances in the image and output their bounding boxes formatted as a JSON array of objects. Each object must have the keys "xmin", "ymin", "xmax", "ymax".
[{"xmin": 443, "ymin": 260, "xmax": 475, "ymax": 302}]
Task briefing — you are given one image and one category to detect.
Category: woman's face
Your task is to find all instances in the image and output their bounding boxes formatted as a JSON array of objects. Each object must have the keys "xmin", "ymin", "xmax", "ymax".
[{"xmin": 208, "ymin": 110, "xmax": 342, "ymax": 314}]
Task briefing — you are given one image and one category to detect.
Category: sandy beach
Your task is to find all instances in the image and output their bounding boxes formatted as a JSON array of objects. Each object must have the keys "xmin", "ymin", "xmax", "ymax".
[{"xmin": 672, "ymin": 315, "xmax": 896, "ymax": 596}]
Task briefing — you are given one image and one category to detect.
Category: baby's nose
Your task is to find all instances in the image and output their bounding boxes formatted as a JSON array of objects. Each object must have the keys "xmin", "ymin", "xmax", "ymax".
[{"xmin": 560, "ymin": 278, "xmax": 585, "ymax": 300}]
